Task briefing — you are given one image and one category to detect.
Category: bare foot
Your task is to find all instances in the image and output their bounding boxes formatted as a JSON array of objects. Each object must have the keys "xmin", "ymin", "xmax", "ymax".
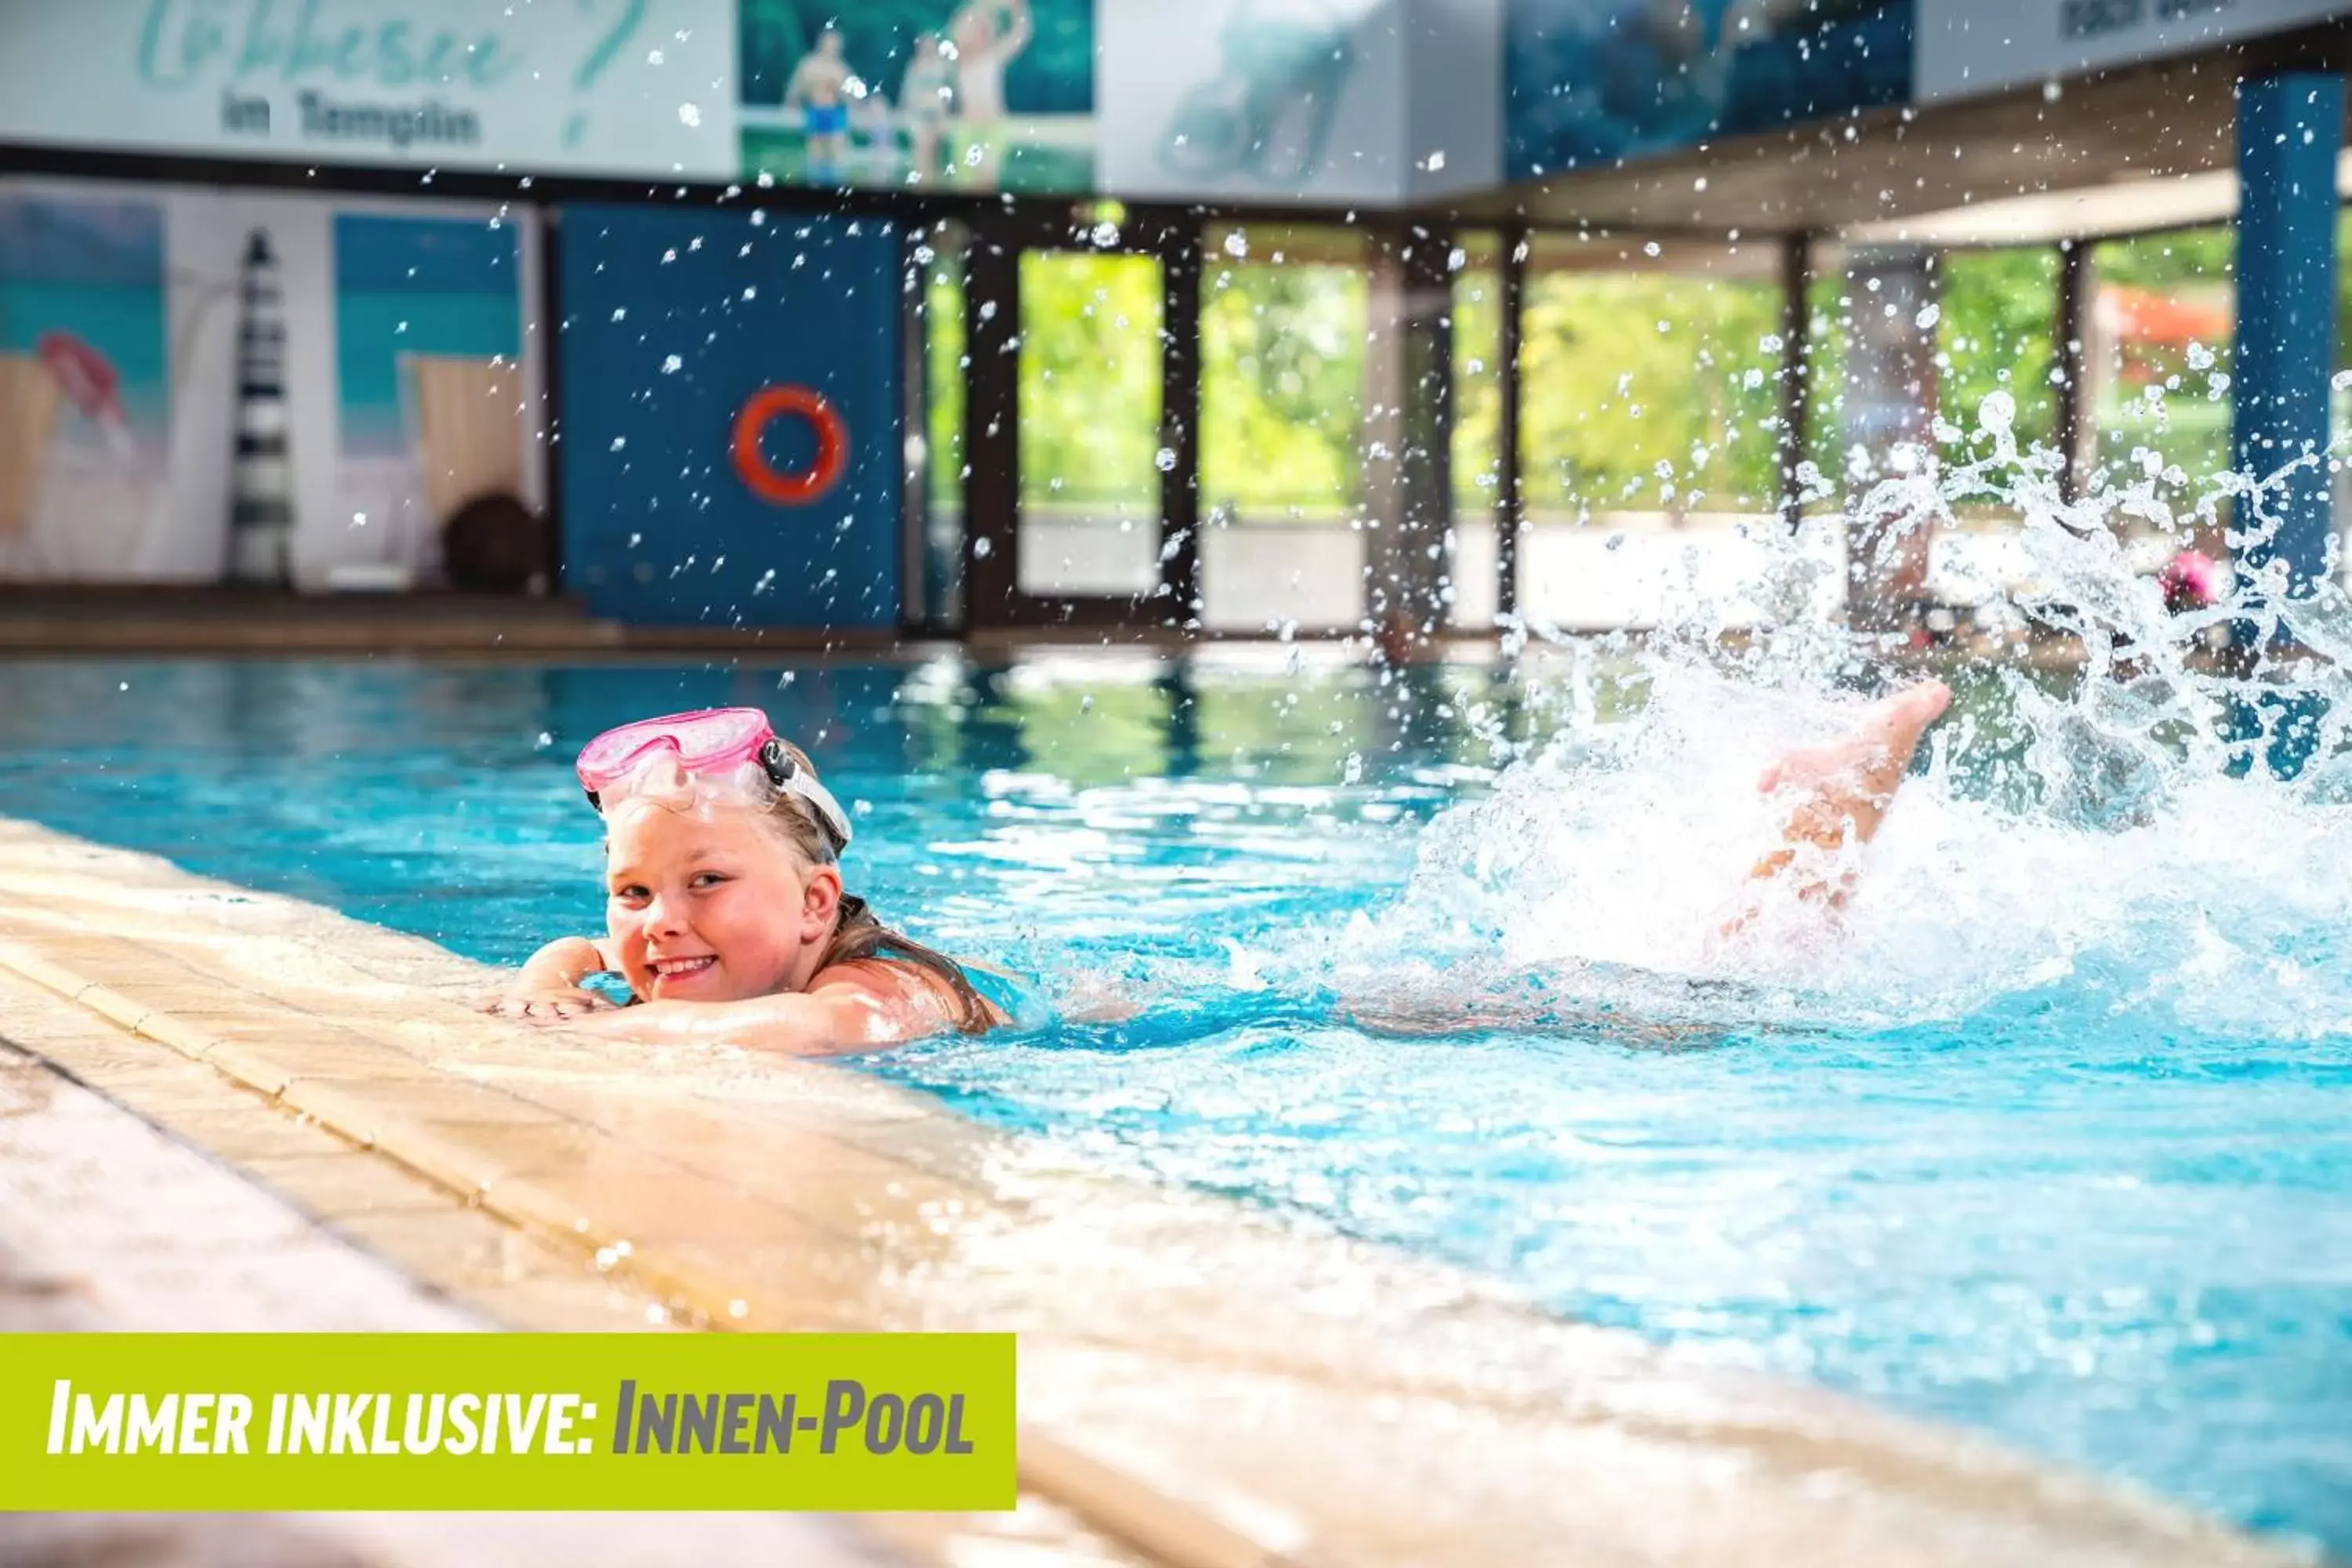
[{"xmin": 1740, "ymin": 679, "xmax": 1951, "ymax": 905}]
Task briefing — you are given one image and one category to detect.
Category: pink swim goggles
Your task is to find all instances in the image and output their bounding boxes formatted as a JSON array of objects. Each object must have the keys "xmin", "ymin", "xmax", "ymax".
[{"xmin": 575, "ymin": 707, "xmax": 852, "ymax": 852}]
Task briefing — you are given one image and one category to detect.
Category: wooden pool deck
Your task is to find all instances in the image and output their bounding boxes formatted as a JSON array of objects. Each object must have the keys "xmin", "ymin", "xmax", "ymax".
[{"xmin": 0, "ymin": 814, "xmax": 2297, "ymax": 1568}]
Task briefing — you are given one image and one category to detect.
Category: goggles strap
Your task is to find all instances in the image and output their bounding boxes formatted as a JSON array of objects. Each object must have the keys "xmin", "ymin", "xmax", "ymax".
[{"xmin": 760, "ymin": 738, "xmax": 851, "ymax": 854}]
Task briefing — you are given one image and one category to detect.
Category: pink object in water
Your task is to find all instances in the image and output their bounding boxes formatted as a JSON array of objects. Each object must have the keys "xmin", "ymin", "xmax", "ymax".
[{"xmin": 2159, "ymin": 549, "xmax": 2225, "ymax": 612}]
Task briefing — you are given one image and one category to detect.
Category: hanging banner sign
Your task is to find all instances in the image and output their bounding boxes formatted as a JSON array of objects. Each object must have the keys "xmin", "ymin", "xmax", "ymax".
[
  {"xmin": 735, "ymin": 0, "xmax": 1096, "ymax": 196},
  {"xmin": 1100, "ymin": 0, "xmax": 1503, "ymax": 205},
  {"xmin": 0, "ymin": 1, "xmax": 738, "ymax": 180},
  {"xmin": 1505, "ymin": 0, "xmax": 1913, "ymax": 180},
  {"xmin": 1916, "ymin": 0, "xmax": 2350, "ymax": 103}
]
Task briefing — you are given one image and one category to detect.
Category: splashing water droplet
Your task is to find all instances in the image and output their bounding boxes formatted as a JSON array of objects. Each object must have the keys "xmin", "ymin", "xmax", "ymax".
[{"xmin": 1976, "ymin": 390, "xmax": 2016, "ymax": 439}]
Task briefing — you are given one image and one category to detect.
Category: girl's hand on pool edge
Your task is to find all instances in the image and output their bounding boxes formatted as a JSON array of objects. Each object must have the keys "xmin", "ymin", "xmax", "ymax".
[{"xmin": 477, "ymin": 985, "xmax": 616, "ymax": 1022}]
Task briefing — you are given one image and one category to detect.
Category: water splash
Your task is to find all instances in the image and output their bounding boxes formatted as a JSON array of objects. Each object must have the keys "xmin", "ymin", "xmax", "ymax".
[{"xmin": 1280, "ymin": 403, "xmax": 2352, "ymax": 1050}]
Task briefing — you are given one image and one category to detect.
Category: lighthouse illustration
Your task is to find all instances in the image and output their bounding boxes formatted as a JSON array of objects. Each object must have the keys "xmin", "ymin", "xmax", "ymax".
[{"xmin": 224, "ymin": 227, "xmax": 293, "ymax": 585}]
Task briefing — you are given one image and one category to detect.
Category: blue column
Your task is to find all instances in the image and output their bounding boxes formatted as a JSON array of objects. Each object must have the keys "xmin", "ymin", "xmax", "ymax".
[
  {"xmin": 2226, "ymin": 74, "xmax": 2343, "ymax": 779},
  {"xmin": 2232, "ymin": 71, "xmax": 2345, "ymax": 610}
]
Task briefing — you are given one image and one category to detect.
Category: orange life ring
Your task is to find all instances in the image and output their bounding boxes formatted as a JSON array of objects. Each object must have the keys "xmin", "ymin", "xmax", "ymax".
[{"xmin": 731, "ymin": 385, "xmax": 848, "ymax": 506}]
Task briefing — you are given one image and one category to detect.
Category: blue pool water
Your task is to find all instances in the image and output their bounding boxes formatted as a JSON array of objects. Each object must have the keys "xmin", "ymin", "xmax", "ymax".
[{"xmin": 2, "ymin": 654, "xmax": 2347, "ymax": 1553}]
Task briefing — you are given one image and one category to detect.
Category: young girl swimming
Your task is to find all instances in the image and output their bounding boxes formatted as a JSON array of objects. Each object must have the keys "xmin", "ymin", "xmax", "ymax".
[
  {"xmin": 485, "ymin": 708, "xmax": 1007, "ymax": 1054},
  {"xmin": 487, "ymin": 681, "xmax": 1954, "ymax": 1054}
]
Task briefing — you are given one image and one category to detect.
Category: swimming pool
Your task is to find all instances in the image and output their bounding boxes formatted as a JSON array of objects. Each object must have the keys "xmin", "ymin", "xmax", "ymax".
[{"xmin": 2, "ymin": 650, "xmax": 2347, "ymax": 1555}]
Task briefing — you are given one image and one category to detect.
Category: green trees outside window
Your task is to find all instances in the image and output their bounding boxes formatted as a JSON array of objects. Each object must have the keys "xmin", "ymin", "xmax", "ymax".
[
  {"xmin": 2086, "ymin": 226, "xmax": 2235, "ymax": 519},
  {"xmin": 1196, "ymin": 230, "xmax": 1367, "ymax": 521},
  {"xmin": 1936, "ymin": 248, "xmax": 2061, "ymax": 463},
  {"xmin": 1516, "ymin": 254, "xmax": 1784, "ymax": 519},
  {"xmin": 966, "ymin": 225, "xmax": 2293, "ymax": 532}
]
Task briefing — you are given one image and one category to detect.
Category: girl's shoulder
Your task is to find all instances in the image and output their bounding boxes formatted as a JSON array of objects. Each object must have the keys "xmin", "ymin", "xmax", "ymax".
[{"xmin": 816, "ymin": 951, "xmax": 1047, "ymax": 1033}]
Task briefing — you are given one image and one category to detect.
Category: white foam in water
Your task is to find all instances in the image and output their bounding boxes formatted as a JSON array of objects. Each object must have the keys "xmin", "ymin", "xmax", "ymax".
[{"xmin": 1308, "ymin": 399, "xmax": 2352, "ymax": 1046}]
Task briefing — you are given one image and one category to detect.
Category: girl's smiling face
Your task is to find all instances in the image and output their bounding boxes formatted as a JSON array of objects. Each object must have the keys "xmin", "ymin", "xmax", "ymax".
[{"xmin": 601, "ymin": 794, "xmax": 839, "ymax": 1004}]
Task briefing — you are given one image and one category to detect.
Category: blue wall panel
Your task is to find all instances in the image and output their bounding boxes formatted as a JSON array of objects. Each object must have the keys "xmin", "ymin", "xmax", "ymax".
[{"xmin": 557, "ymin": 205, "xmax": 900, "ymax": 629}]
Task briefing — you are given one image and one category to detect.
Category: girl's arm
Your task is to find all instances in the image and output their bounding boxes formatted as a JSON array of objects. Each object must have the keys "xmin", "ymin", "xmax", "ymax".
[
  {"xmin": 538, "ymin": 961, "xmax": 957, "ymax": 1057},
  {"xmin": 479, "ymin": 935, "xmax": 618, "ymax": 1020}
]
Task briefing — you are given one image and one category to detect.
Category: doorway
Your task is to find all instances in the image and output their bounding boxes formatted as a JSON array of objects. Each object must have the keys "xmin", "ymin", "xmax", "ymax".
[{"xmin": 961, "ymin": 209, "xmax": 1200, "ymax": 630}]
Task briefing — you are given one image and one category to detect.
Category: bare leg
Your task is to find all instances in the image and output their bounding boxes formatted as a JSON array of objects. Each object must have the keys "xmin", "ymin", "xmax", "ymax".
[
  {"xmin": 1728, "ymin": 679, "xmax": 1951, "ymax": 926},
  {"xmin": 810, "ymin": 132, "xmax": 846, "ymax": 183}
]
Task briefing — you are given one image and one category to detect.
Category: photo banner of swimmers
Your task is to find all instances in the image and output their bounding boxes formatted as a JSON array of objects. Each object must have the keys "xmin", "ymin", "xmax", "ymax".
[
  {"xmin": 736, "ymin": 0, "xmax": 1504, "ymax": 205},
  {"xmin": 736, "ymin": 0, "xmax": 1096, "ymax": 193}
]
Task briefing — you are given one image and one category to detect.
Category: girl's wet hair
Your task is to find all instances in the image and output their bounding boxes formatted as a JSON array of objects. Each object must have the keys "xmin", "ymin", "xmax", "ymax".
[{"xmin": 757, "ymin": 741, "xmax": 996, "ymax": 1034}]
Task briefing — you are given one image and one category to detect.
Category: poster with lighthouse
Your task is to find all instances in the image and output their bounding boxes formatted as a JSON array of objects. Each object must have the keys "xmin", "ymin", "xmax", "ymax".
[{"xmin": 0, "ymin": 179, "xmax": 541, "ymax": 588}]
